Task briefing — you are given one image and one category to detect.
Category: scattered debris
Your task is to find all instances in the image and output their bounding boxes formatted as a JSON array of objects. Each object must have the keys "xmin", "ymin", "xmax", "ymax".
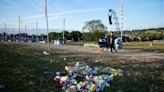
[
  {"xmin": 42, "ymin": 51, "xmax": 50, "ymax": 55},
  {"xmin": 94, "ymin": 60, "xmax": 99, "ymax": 62},
  {"xmin": 0, "ymin": 84, "xmax": 5, "ymax": 92},
  {"xmin": 0, "ymin": 84, "xmax": 5, "ymax": 89},
  {"xmin": 45, "ymin": 62, "xmax": 123, "ymax": 92}
]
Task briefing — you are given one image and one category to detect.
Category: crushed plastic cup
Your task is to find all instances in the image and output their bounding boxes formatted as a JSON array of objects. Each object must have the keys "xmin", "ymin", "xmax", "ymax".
[
  {"xmin": 65, "ymin": 66, "xmax": 69, "ymax": 73},
  {"xmin": 90, "ymin": 84, "xmax": 96, "ymax": 92},
  {"xmin": 43, "ymin": 51, "xmax": 50, "ymax": 55}
]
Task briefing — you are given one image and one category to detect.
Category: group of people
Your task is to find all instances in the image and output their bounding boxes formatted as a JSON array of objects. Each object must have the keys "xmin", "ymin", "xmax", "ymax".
[{"xmin": 98, "ymin": 32, "xmax": 121, "ymax": 53}]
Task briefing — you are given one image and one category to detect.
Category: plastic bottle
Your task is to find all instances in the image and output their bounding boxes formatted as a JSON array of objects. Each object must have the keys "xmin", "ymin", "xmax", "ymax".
[
  {"xmin": 90, "ymin": 84, "xmax": 96, "ymax": 92},
  {"xmin": 65, "ymin": 66, "xmax": 69, "ymax": 73}
]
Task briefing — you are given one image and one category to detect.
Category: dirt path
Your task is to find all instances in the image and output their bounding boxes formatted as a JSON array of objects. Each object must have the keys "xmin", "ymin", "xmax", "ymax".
[{"xmin": 27, "ymin": 43, "xmax": 164, "ymax": 61}]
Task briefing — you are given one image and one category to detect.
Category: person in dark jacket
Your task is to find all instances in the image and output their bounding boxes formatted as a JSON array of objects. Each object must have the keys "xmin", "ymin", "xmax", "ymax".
[{"xmin": 108, "ymin": 32, "xmax": 117, "ymax": 53}]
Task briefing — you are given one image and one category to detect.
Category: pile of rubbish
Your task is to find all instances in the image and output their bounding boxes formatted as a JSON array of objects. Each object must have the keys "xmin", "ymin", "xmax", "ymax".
[{"xmin": 45, "ymin": 62, "xmax": 123, "ymax": 92}]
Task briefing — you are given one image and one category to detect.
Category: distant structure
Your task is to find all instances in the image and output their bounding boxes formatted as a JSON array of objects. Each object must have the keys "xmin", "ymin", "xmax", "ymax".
[
  {"xmin": 108, "ymin": 9, "xmax": 120, "ymax": 33},
  {"xmin": 108, "ymin": 0, "xmax": 123, "ymax": 39},
  {"xmin": 120, "ymin": 0, "xmax": 123, "ymax": 39}
]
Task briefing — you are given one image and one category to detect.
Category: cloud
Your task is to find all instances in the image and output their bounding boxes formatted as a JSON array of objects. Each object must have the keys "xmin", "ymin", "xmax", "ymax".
[
  {"xmin": 25, "ymin": 15, "xmax": 45, "ymax": 19},
  {"xmin": 62, "ymin": 8, "xmax": 105, "ymax": 14},
  {"xmin": 71, "ymin": 0, "xmax": 85, "ymax": 8},
  {"xmin": 26, "ymin": 0, "xmax": 44, "ymax": 12},
  {"xmin": 49, "ymin": 2, "xmax": 65, "ymax": 12},
  {"xmin": 31, "ymin": 0, "xmax": 57, "ymax": 12},
  {"xmin": 48, "ymin": 16, "xmax": 63, "ymax": 21},
  {"xmin": 125, "ymin": 2, "xmax": 163, "ymax": 8},
  {"xmin": 25, "ymin": 8, "xmax": 106, "ymax": 19},
  {"xmin": 4, "ymin": 0, "xmax": 21, "ymax": 8}
]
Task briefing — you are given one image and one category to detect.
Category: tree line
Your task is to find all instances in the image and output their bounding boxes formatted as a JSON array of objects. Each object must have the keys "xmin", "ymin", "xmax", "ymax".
[
  {"xmin": 2, "ymin": 19, "xmax": 162, "ymax": 42},
  {"xmin": 48, "ymin": 19, "xmax": 164, "ymax": 42},
  {"xmin": 123, "ymin": 28, "xmax": 164, "ymax": 41}
]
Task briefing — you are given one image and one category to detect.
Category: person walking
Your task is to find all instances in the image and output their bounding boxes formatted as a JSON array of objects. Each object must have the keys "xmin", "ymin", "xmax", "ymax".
[{"xmin": 108, "ymin": 32, "xmax": 117, "ymax": 53}]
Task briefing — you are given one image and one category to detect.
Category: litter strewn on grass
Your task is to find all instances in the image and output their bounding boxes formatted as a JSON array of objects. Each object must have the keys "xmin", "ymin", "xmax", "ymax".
[
  {"xmin": 42, "ymin": 51, "xmax": 50, "ymax": 55},
  {"xmin": 45, "ymin": 62, "xmax": 123, "ymax": 92}
]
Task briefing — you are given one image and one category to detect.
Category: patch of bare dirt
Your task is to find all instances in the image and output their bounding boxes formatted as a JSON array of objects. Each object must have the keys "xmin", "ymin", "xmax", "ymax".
[{"xmin": 21, "ymin": 43, "xmax": 164, "ymax": 61}]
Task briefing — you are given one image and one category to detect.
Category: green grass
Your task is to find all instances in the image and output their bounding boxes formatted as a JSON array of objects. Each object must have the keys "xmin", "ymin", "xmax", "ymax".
[
  {"xmin": 65, "ymin": 41, "xmax": 164, "ymax": 53},
  {"xmin": 0, "ymin": 43, "xmax": 164, "ymax": 92},
  {"xmin": 123, "ymin": 42, "xmax": 164, "ymax": 53},
  {"xmin": 65, "ymin": 41, "xmax": 105, "ymax": 46}
]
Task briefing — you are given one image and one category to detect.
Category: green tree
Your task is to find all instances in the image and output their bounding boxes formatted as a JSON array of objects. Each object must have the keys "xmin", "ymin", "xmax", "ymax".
[
  {"xmin": 83, "ymin": 32, "xmax": 94, "ymax": 41},
  {"xmin": 49, "ymin": 32, "xmax": 62, "ymax": 40},
  {"xmin": 83, "ymin": 20, "xmax": 107, "ymax": 42},
  {"xmin": 32, "ymin": 34, "xmax": 36, "ymax": 38},
  {"xmin": 63, "ymin": 31, "xmax": 70, "ymax": 40},
  {"xmin": 71, "ymin": 31, "xmax": 82, "ymax": 41}
]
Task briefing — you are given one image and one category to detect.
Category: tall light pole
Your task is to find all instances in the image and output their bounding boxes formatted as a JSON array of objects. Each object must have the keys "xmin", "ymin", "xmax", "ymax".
[
  {"xmin": 19, "ymin": 16, "xmax": 21, "ymax": 41},
  {"xmin": 45, "ymin": 0, "xmax": 50, "ymax": 50},
  {"xmin": 25, "ymin": 25, "xmax": 26, "ymax": 33},
  {"xmin": 62, "ymin": 19, "xmax": 65, "ymax": 40},
  {"xmin": 24, "ymin": 25, "xmax": 26, "ymax": 42},
  {"xmin": 4, "ymin": 22, "xmax": 6, "ymax": 33},
  {"xmin": 36, "ymin": 22, "xmax": 39, "ymax": 43},
  {"xmin": 4, "ymin": 22, "xmax": 7, "ymax": 41},
  {"xmin": 120, "ymin": 0, "xmax": 123, "ymax": 39}
]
